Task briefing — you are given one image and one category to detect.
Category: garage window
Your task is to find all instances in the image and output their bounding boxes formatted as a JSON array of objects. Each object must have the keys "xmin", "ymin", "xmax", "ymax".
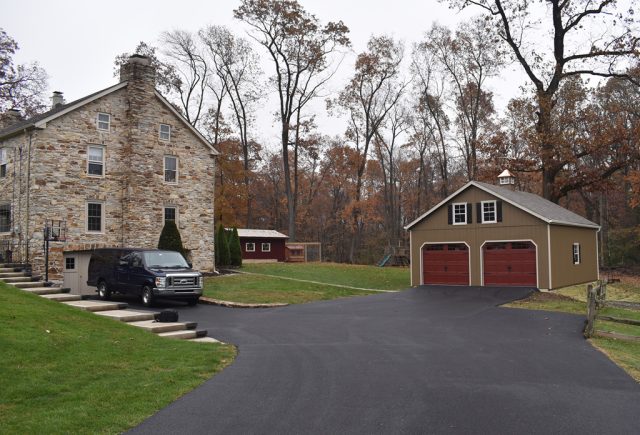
[{"xmin": 573, "ymin": 243, "xmax": 581, "ymax": 264}]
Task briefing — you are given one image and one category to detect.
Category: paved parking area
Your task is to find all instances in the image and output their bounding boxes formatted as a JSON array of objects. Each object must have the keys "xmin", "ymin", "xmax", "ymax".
[{"xmin": 129, "ymin": 286, "xmax": 640, "ymax": 434}]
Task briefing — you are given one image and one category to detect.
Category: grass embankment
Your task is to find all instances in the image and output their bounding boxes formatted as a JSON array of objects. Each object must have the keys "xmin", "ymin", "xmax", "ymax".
[
  {"xmin": 204, "ymin": 262, "xmax": 410, "ymax": 304},
  {"xmin": 505, "ymin": 277, "xmax": 640, "ymax": 381},
  {"xmin": 0, "ymin": 282, "xmax": 235, "ymax": 434}
]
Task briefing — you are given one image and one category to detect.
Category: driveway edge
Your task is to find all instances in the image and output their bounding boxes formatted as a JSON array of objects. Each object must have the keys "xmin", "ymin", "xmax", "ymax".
[{"xmin": 199, "ymin": 296, "xmax": 289, "ymax": 308}]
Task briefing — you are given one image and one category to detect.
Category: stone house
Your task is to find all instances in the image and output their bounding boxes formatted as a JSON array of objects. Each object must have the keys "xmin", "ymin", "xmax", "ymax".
[{"xmin": 0, "ymin": 55, "xmax": 219, "ymax": 278}]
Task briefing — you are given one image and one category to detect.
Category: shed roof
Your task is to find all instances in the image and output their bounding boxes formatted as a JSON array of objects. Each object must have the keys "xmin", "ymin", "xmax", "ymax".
[
  {"xmin": 405, "ymin": 181, "xmax": 600, "ymax": 230},
  {"xmin": 236, "ymin": 229, "xmax": 289, "ymax": 239}
]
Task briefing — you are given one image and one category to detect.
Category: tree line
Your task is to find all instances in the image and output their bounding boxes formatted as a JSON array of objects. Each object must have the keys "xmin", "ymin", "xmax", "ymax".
[{"xmin": 2, "ymin": 0, "xmax": 639, "ymax": 266}]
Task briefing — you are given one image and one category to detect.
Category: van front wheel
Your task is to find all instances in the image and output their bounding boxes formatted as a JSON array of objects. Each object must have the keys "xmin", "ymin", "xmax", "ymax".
[
  {"xmin": 97, "ymin": 281, "xmax": 111, "ymax": 300},
  {"xmin": 142, "ymin": 286, "xmax": 154, "ymax": 307}
]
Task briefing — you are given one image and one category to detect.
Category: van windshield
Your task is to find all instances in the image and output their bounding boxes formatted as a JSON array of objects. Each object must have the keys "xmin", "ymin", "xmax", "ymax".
[{"xmin": 143, "ymin": 251, "xmax": 189, "ymax": 269}]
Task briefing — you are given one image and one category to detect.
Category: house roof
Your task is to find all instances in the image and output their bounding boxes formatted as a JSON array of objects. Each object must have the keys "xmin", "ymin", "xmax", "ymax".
[
  {"xmin": 0, "ymin": 82, "xmax": 219, "ymax": 155},
  {"xmin": 405, "ymin": 180, "xmax": 600, "ymax": 230},
  {"xmin": 236, "ymin": 229, "xmax": 289, "ymax": 239}
]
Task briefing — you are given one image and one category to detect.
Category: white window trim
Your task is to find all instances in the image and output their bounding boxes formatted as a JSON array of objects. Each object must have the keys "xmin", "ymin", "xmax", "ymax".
[
  {"xmin": 452, "ymin": 202, "xmax": 467, "ymax": 225},
  {"xmin": 0, "ymin": 202, "xmax": 11, "ymax": 234},
  {"xmin": 573, "ymin": 243, "xmax": 581, "ymax": 265},
  {"xmin": 246, "ymin": 242, "xmax": 255, "ymax": 252},
  {"xmin": 97, "ymin": 113, "xmax": 110, "ymax": 131},
  {"xmin": 87, "ymin": 145, "xmax": 105, "ymax": 178},
  {"xmin": 163, "ymin": 206, "xmax": 178, "ymax": 226},
  {"xmin": 86, "ymin": 201, "xmax": 105, "ymax": 234},
  {"xmin": 481, "ymin": 200, "xmax": 497, "ymax": 224},
  {"xmin": 159, "ymin": 124, "xmax": 171, "ymax": 141},
  {"xmin": 261, "ymin": 243, "xmax": 271, "ymax": 252},
  {"xmin": 164, "ymin": 155, "xmax": 178, "ymax": 184}
]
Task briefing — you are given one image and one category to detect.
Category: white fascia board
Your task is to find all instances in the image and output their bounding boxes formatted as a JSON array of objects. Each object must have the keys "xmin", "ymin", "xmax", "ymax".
[{"xmin": 404, "ymin": 181, "xmax": 474, "ymax": 230}]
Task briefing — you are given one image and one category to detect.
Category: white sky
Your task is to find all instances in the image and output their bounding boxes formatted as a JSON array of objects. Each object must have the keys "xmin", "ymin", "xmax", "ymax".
[{"xmin": 4, "ymin": 0, "xmax": 526, "ymax": 148}]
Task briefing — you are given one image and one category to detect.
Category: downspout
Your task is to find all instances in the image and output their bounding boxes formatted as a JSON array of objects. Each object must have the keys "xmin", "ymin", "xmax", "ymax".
[{"xmin": 25, "ymin": 129, "xmax": 33, "ymax": 263}]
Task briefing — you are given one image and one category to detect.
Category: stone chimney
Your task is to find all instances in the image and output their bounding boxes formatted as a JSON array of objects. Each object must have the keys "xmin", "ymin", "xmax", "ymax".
[
  {"xmin": 498, "ymin": 169, "xmax": 516, "ymax": 190},
  {"xmin": 0, "ymin": 108, "xmax": 23, "ymax": 129},
  {"xmin": 51, "ymin": 91, "xmax": 65, "ymax": 109},
  {"xmin": 119, "ymin": 54, "xmax": 156, "ymax": 93}
]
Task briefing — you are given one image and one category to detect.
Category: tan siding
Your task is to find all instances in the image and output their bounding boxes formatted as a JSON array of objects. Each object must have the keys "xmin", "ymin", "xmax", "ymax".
[
  {"xmin": 409, "ymin": 186, "xmax": 550, "ymax": 288},
  {"xmin": 549, "ymin": 225, "xmax": 598, "ymax": 289}
]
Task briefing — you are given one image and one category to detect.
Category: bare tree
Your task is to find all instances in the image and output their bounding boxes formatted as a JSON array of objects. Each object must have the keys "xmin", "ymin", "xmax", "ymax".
[
  {"xmin": 450, "ymin": 0, "xmax": 640, "ymax": 201},
  {"xmin": 235, "ymin": 0, "xmax": 350, "ymax": 240}
]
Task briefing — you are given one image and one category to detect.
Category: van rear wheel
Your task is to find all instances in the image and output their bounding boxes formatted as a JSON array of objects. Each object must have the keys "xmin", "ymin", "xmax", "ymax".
[
  {"xmin": 97, "ymin": 281, "xmax": 111, "ymax": 300},
  {"xmin": 142, "ymin": 286, "xmax": 154, "ymax": 307}
]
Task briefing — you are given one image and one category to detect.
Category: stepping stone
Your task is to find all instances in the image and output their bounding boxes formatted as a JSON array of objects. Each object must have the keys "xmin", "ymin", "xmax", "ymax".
[
  {"xmin": 0, "ymin": 272, "xmax": 26, "ymax": 278},
  {"xmin": 13, "ymin": 282, "xmax": 47, "ymax": 289},
  {"xmin": 190, "ymin": 337, "xmax": 222, "ymax": 344},
  {"xmin": 63, "ymin": 300, "xmax": 128, "ymax": 312},
  {"xmin": 129, "ymin": 320, "xmax": 189, "ymax": 333},
  {"xmin": 2, "ymin": 276, "xmax": 32, "ymax": 283},
  {"xmin": 158, "ymin": 330, "xmax": 198, "ymax": 340},
  {"xmin": 23, "ymin": 287, "xmax": 63, "ymax": 295},
  {"xmin": 41, "ymin": 293, "xmax": 82, "ymax": 302},
  {"xmin": 95, "ymin": 309, "xmax": 156, "ymax": 322}
]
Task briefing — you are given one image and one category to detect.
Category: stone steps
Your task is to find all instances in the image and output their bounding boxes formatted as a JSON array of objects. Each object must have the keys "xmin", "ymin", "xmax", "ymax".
[
  {"xmin": 0, "ymin": 272, "xmax": 27, "ymax": 278},
  {"xmin": 12, "ymin": 281, "xmax": 50, "ymax": 289},
  {"xmin": 1, "ymin": 276, "xmax": 32, "ymax": 283},
  {"xmin": 62, "ymin": 300, "xmax": 128, "ymax": 312},
  {"xmin": 129, "ymin": 320, "xmax": 197, "ymax": 334},
  {"xmin": 41, "ymin": 293, "xmax": 82, "ymax": 302},
  {"xmin": 23, "ymin": 287, "xmax": 65, "ymax": 295},
  {"xmin": 158, "ymin": 330, "xmax": 200, "ymax": 340},
  {"xmin": 94, "ymin": 309, "xmax": 156, "ymax": 322},
  {"xmin": 190, "ymin": 337, "xmax": 222, "ymax": 343}
]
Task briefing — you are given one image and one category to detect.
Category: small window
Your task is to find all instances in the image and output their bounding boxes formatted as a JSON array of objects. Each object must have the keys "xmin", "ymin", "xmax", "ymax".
[
  {"xmin": 453, "ymin": 203, "xmax": 467, "ymax": 225},
  {"xmin": 482, "ymin": 201, "xmax": 497, "ymax": 223},
  {"xmin": 426, "ymin": 244, "xmax": 444, "ymax": 251},
  {"xmin": 97, "ymin": 113, "xmax": 110, "ymax": 131},
  {"xmin": 87, "ymin": 145, "xmax": 105, "ymax": 177},
  {"xmin": 159, "ymin": 124, "xmax": 171, "ymax": 141},
  {"xmin": 86, "ymin": 202, "xmax": 103, "ymax": 233},
  {"xmin": 261, "ymin": 243, "xmax": 271, "ymax": 252},
  {"xmin": 164, "ymin": 156, "xmax": 178, "ymax": 183},
  {"xmin": 246, "ymin": 242, "xmax": 255, "ymax": 252},
  {"xmin": 131, "ymin": 253, "xmax": 143, "ymax": 268},
  {"xmin": 0, "ymin": 148, "xmax": 7, "ymax": 178},
  {"xmin": 164, "ymin": 207, "xmax": 177, "ymax": 224},
  {"xmin": 65, "ymin": 257, "xmax": 76, "ymax": 270},
  {"xmin": 0, "ymin": 203, "xmax": 10, "ymax": 233},
  {"xmin": 573, "ymin": 243, "xmax": 581, "ymax": 265}
]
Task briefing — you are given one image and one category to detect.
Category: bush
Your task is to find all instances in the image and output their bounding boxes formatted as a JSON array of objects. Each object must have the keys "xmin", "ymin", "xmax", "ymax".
[
  {"xmin": 229, "ymin": 227, "xmax": 242, "ymax": 267},
  {"xmin": 216, "ymin": 223, "xmax": 231, "ymax": 267},
  {"xmin": 157, "ymin": 221, "xmax": 185, "ymax": 256}
]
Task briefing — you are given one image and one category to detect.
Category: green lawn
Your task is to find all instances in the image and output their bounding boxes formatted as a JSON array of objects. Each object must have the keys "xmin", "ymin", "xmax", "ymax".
[
  {"xmin": 0, "ymin": 283, "xmax": 235, "ymax": 434},
  {"xmin": 504, "ymin": 280, "xmax": 640, "ymax": 382},
  {"xmin": 204, "ymin": 274, "xmax": 378, "ymax": 304},
  {"xmin": 241, "ymin": 262, "xmax": 410, "ymax": 290}
]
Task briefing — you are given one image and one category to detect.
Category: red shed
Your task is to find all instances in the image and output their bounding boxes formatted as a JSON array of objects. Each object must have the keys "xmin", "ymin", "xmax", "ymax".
[{"xmin": 238, "ymin": 229, "xmax": 288, "ymax": 262}]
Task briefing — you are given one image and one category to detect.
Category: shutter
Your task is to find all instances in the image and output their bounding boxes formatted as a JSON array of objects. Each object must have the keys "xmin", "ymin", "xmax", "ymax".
[
  {"xmin": 467, "ymin": 203, "xmax": 472, "ymax": 224},
  {"xmin": 497, "ymin": 201, "xmax": 503, "ymax": 222},
  {"xmin": 578, "ymin": 244, "xmax": 582, "ymax": 263},
  {"xmin": 476, "ymin": 203, "xmax": 483, "ymax": 224},
  {"xmin": 447, "ymin": 204, "xmax": 453, "ymax": 225}
]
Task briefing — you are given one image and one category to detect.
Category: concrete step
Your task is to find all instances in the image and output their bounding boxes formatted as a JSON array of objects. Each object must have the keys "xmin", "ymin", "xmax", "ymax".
[
  {"xmin": 63, "ymin": 300, "xmax": 128, "ymax": 312},
  {"xmin": 189, "ymin": 337, "xmax": 222, "ymax": 344},
  {"xmin": 41, "ymin": 293, "xmax": 82, "ymax": 302},
  {"xmin": 94, "ymin": 309, "xmax": 156, "ymax": 322},
  {"xmin": 0, "ymin": 263, "xmax": 29, "ymax": 269},
  {"xmin": 23, "ymin": 287, "xmax": 63, "ymax": 295},
  {"xmin": 0, "ymin": 272, "xmax": 28, "ymax": 278},
  {"xmin": 12, "ymin": 281, "xmax": 48, "ymax": 289},
  {"xmin": 0, "ymin": 267, "xmax": 18, "ymax": 273},
  {"xmin": 129, "ymin": 320, "xmax": 196, "ymax": 334},
  {"xmin": 1, "ymin": 276, "xmax": 32, "ymax": 283},
  {"xmin": 157, "ymin": 330, "xmax": 199, "ymax": 340}
]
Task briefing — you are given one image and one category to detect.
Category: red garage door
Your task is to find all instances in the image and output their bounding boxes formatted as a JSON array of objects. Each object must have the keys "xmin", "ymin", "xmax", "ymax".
[
  {"xmin": 422, "ymin": 243, "xmax": 469, "ymax": 285},
  {"xmin": 483, "ymin": 242, "xmax": 537, "ymax": 287}
]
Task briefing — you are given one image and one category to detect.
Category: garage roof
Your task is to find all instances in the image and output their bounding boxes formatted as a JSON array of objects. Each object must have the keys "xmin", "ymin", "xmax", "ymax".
[
  {"xmin": 236, "ymin": 229, "xmax": 289, "ymax": 239},
  {"xmin": 405, "ymin": 181, "xmax": 600, "ymax": 230}
]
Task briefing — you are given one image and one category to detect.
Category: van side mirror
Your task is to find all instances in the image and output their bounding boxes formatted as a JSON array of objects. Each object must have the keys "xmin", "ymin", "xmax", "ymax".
[
  {"xmin": 119, "ymin": 259, "xmax": 128, "ymax": 266},
  {"xmin": 187, "ymin": 262, "xmax": 193, "ymax": 269}
]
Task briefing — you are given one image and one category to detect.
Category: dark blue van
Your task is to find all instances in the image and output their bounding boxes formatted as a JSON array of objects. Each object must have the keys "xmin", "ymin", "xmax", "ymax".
[{"xmin": 87, "ymin": 248, "xmax": 203, "ymax": 306}]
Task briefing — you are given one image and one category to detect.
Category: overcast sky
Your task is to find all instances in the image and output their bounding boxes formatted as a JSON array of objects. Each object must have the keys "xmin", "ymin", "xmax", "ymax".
[{"xmin": 4, "ymin": 0, "xmax": 525, "ymax": 148}]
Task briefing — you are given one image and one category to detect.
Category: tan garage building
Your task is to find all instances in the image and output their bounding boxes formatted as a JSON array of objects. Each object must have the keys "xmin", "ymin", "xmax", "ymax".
[{"xmin": 405, "ymin": 171, "xmax": 600, "ymax": 290}]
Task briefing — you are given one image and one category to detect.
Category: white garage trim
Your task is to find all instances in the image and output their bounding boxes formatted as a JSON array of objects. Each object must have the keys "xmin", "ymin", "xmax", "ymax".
[
  {"xmin": 547, "ymin": 224, "xmax": 552, "ymax": 290},
  {"xmin": 480, "ymin": 239, "xmax": 539, "ymax": 289},
  {"xmin": 419, "ymin": 241, "xmax": 471, "ymax": 286}
]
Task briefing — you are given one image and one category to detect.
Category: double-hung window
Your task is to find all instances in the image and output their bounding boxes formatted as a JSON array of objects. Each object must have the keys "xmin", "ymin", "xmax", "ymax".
[
  {"xmin": 164, "ymin": 156, "xmax": 178, "ymax": 183},
  {"xmin": 573, "ymin": 243, "xmax": 581, "ymax": 265},
  {"xmin": 0, "ymin": 203, "xmax": 10, "ymax": 233},
  {"xmin": 261, "ymin": 243, "xmax": 271, "ymax": 252},
  {"xmin": 159, "ymin": 124, "xmax": 171, "ymax": 141},
  {"xmin": 97, "ymin": 113, "xmax": 110, "ymax": 131},
  {"xmin": 86, "ymin": 201, "xmax": 104, "ymax": 233},
  {"xmin": 87, "ymin": 145, "xmax": 105, "ymax": 176},
  {"xmin": 453, "ymin": 203, "xmax": 467, "ymax": 225},
  {"xmin": 482, "ymin": 201, "xmax": 497, "ymax": 223},
  {"xmin": 246, "ymin": 242, "xmax": 255, "ymax": 252},
  {"xmin": 0, "ymin": 148, "xmax": 7, "ymax": 178}
]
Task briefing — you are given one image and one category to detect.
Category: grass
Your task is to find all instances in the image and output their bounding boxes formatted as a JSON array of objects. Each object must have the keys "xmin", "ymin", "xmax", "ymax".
[
  {"xmin": 240, "ymin": 262, "xmax": 410, "ymax": 290},
  {"xmin": 0, "ymin": 282, "xmax": 235, "ymax": 434},
  {"xmin": 204, "ymin": 273, "xmax": 378, "ymax": 304},
  {"xmin": 504, "ymin": 276, "xmax": 640, "ymax": 382}
]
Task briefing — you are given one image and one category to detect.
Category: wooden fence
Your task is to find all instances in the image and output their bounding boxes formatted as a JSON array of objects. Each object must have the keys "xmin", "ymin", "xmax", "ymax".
[{"xmin": 584, "ymin": 280, "xmax": 640, "ymax": 341}]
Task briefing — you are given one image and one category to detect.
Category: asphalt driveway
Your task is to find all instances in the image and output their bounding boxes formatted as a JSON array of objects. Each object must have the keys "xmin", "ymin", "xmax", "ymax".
[{"xmin": 129, "ymin": 286, "xmax": 640, "ymax": 434}]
